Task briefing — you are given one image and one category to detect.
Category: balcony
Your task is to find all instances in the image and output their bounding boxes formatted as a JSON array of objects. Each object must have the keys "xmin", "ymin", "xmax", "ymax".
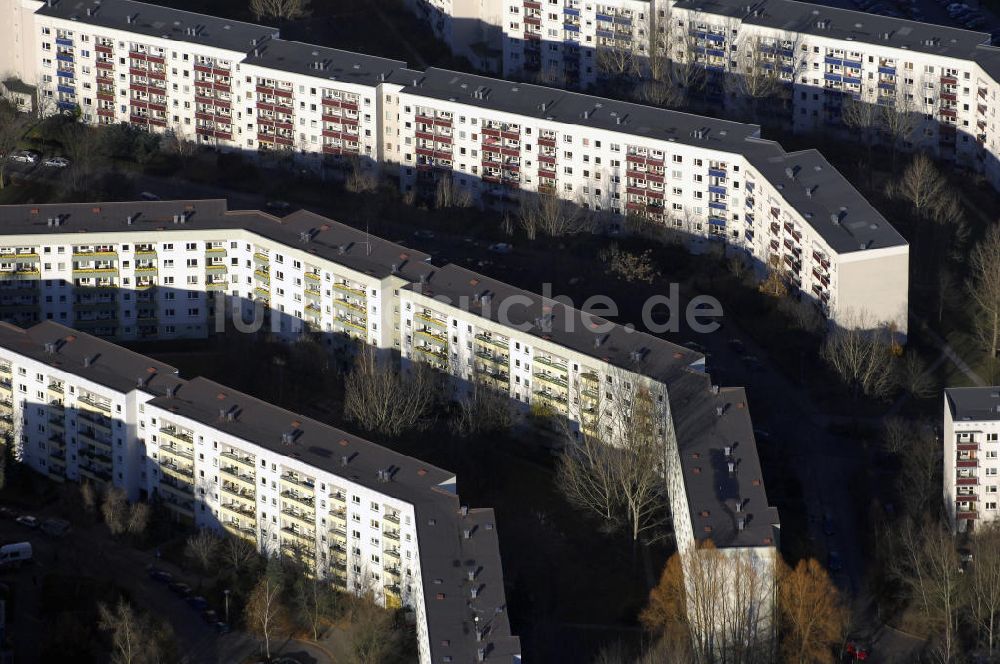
[
  {"xmin": 220, "ymin": 450, "xmax": 254, "ymax": 467},
  {"xmin": 280, "ymin": 507, "xmax": 316, "ymax": 527},
  {"xmin": 280, "ymin": 490, "xmax": 315, "ymax": 508},
  {"xmin": 159, "ymin": 426, "xmax": 193, "ymax": 444},
  {"xmin": 159, "ymin": 443, "xmax": 194, "ymax": 462},
  {"xmin": 280, "ymin": 472, "xmax": 315, "ymax": 490},
  {"xmin": 220, "ymin": 465, "xmax": 255, "ymax": 488},
  {"xmin": 221, "ymin": 482, "xmax": 255, "ymax": 504}
]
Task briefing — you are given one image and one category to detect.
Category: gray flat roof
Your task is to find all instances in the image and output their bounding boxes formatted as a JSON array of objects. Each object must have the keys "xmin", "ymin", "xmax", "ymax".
[
  {"xmin": 947, "ymin": 387, "xmax": 1000, "ymax": 421},
  {"xmin": 670, "ymin": 372, "xmax": 780, "ymax": 548},
  {"xmin": 241, "ymin": 39, "xmax": 408, "ymax": 87},
  {"xmin": 405, "ymin": 67, "xmax": 763, "ymax": 148},
  {"xmin": 37, "ymin": 0, "xmax": 277, "ymax": 54},
  {"xmin": 674, "ymin": 0, "xmax": 988, "ymax": 58},
  {"xmin": 0, "ymin": 320, "xmax": 185, "ymax": 396},
  {"xmin": 744, "ymin": 143, "xmax": 908, "ymax": 253},
  {"xmin": 0, "ymin": 201, "xmax": 436, "ymax": 284},
  {"xmin": 405, "ymin": 262, "xmax": 704, "ymax": 385},
  {"xmin": 404, "ymin": 68, "xmax": 903, "ymax": 254}
]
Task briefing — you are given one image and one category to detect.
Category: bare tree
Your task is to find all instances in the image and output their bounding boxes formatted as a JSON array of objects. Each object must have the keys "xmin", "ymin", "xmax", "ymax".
[
  {"xmin": 162, "ymin": 126, "xmax": 197, "ymax": 158},
  {"xmin": 778, "ymin": 558, "xmax": 847, "ymax": 664},
  {"xmin": 294, "ymin": 574, "xmax": 338, "ymax": 641},
  {"xmin": 434, "ymin": 176, "xmax": 473, "ymax": 209},
  {"xmin": 879, "ymin": 87, "xmax": 919, "ymax": 170},
  {"xmin": 642, "ymin": 541, "xmax": 774, "ymax": 663},
  {"xmin": 596, "ymin": 43, "xmax": 640, "ymax": 86},
  {"xmin": 841, "ymin": 93, "xmax": 881, "ymax": 176},
  {"xmin": 450, "ymin": 379, "xmax": 516, "ymax": 437},
  {"xmin": 600, "ymin": 244, "xmax": 660, "ymax": 284},
  {"xmin": 245, "ymin": 565, "xmax": 288, "ymax": 661},
  {"xmin": 98, "ymin": 599, "xmax": 175, "ymax": 664},
  {"xmin": 249, "ymin": 0, "xmax": 306, "ymax": 21},
  {"xmin": 892, "ymin": 518, "xmax": 966, "ymax": 660},
  {"xmin": 820, "ymin": 320, "xmax": 898, "ymax": 399},
  {"xmin": 897, "ymin": 352, "xmax": 934, "ymax": 399},
  {"xmin": 887, "ymin": 153, "xmax": 947, "ymax": 219},
  {"xmin": 969, "ymin": 223, "xmax": 1000, "ymax": 359},
  {"xmin": 344, "ymin": 158, "xmax": 379, "ymax": 194},
  {"xmin": 725, "ymin": 34, "xmax": 784, "ymax": 120},
  {"xmin": 223, "ymin": 535, "xmax": 260, "ymax": 577},
  {"xmin": 101, "ymin": 487, "xmax": 128, "ymax": 536},
  {"xmin": 348, "ymin": 592, "xmax": 404, "ymax": 664},
  {"xmin": 881, "ymin": 416, "xmax": 914, "ymax": 456},
  {"xmin": 81, "ymin": 480, "xmax": 98, "ymax": 515},
  {"xmin": 517, "ymin": 192, "xmax": 591, "ymax": 239},
  {"xmin": 185, "ymin": 528, "xmax": 221, "ymax": 573},
  {"xmin": 971, "ymin": 524, "xmax": 1000, "ymax": 656},
  {"xmin": 0, "ymin": 102, "xmax": 32, "ymax": 190},
  {"xmin": 343, "ymin": 347, "xmax": 440, "ymax": 437},
  {"xmin": 558, "ymin": 375, "xmax": 669, "ymax": 543},
  {"xmin": 126, "ymin": 502, "xmax": 151, "ymax": 537}
]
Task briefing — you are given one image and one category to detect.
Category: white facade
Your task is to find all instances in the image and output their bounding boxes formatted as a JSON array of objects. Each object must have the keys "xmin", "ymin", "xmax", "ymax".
[
  {"xmin": 0, "ymin": 320, "xmax": 521, "ymax": 664},
  {"xmin": 944, "ymin": 387, "xmax": 1000, "ymax": 533}
]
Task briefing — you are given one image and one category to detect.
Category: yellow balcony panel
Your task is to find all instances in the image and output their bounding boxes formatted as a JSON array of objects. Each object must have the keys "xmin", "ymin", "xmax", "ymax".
[
  {"xmin": 73, "ymin": 249, "xmax": 118, "ymax": 258},
  {"xmin": 280, "ymin": 490, "xmax": 315, "ymax": 508},
  {"xmin": 222, "ymin": 520, "xmax": 257, "ymax": 541},
  {"xmin": 414, "ymin": 345, "xmax": 448, "ymax": 364},
  {"xmin": 280, "ymin": 473, "xmax": 316, "ymax": 491},
  {"xmin": 474, "ymin": 334, "xmax": 508, "ymax": 350},
  {"xmin": 253, "ymin": 269, "xmax": 270, "ymax": 282},
  {"xmin": 0, "ymin": 270, "xmax": 40, "ymax": 280},
  {"xmin": 332, "ymin": 282, "xmax": 366, "ymax": 297},
  {"xmin": 135, "ymin": 266, "xmax": 158, "ymax": 274},
  {"xmin": 331, "ymin": 298, "xmax": 366, "ymax": 314},
  {"xmin": 205, "ymin": 247, "xmax": 227, "ymax": 255},
  {"xmin": 416, "ymin": 329, "xmax": 448, "ymax": 346},
  {"xmin": 335, "ymin": 317, "xmax": 367, "ymax": 334},
  {"xmin": 415, "ymin": 312, "xmax": 447, "ymax": 328},
  {"xmin": 280, "ymin": 527, "xmax": 316, "ymax": 545},
  {"xmin": 160, "ymin": 461, "xmax": 195, "ymax": 482},
  {"xmin": 159, "ymin": 427, "xmax": 193, "ymax": 444},
  {"xmin": 220, "ymin": 450, "xmax": 255, "ymax": 468},
  {"xmin": 280, "ymin": 507, "xmax": 316, "ymax": 528},
  {"xmin": 78, "ymin": 395, "xmax": 111, "ymax": 414},
  {"xmin": 533, "ymin": 372, "xmax": 569, "ymax": 390},
  {"xmin": 220, "ymin": 465, "xmax": 255, "ymax": 489},
  {"xmin": 205, "ymin": 264, "xmax": 227, "ymax": 272},
  {"xmin": 253, "ymin": 287, "xmax": 270, "ymax": 299},
  {"xmin": 534, "ymin": 355, "xmax": 568, "ymax": 372},
  {"xmin": 135, "ymin": 249, "xmax": 157, "ymax": 256},
  {"xmin": 78, "ymin": 466, "xmax": 110, "ymax": 484},
  {"xmin": 383, "ymin": 547, "xmax": 401, "ymax": 560},
  {"xmin": 252, "ymin": 252, "xmax": 270, "ymax": 263},
  {"xmin": 206, "ymin": 281, "xmax": 227, "ymax": 291},
  {"xmin": 305, "ymin": 287, "xmax": 321, "ymax": 299},
  {"xmin": 305, "ymin": 271, "xmax": 321, "ymax": 281},
  {"xmin": 221, "ymin": 501, "xmax": 257, "ymax": 521},
  {"xmin": 220, "ymin": 483, "xmax": 256, "ymax": 505}
]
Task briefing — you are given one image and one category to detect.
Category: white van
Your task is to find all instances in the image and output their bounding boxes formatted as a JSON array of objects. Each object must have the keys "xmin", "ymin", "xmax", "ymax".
[{"xmin": 0, "ymin": 542, "xmax": 31, "ymax": 567}]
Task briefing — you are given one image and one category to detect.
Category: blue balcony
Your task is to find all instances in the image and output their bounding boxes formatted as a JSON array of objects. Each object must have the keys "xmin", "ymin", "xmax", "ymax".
[
  {"xmin": 563, "ymin": 6, "xmax": 580, "ymax": 16},
  {"xmin": 780, "ymin": 65, "xmax": 794, "ymax": 74},
  {"xmin": 56, "ymin": 69, "xmax": 74, "ymax": 79},
  {"xmin": 707, "ymin": 48, "xmax": 725, "ymax": 57},
  {"xmin": 746, "ymin": 182, "xmax": 755, "ymax": 193},
  {"xmin": 709, "ymin": 201, "xmax": 728, "ymax": 211},
  {"xmin": 745, "ymin": 230, "xmax": 754, "ymax": 241},
  {"xmin": 746, "ymin": 213, "xmax": 755, "ymax": 224},
  {"xmin": 878, "ymin": 66, "xmax": 896, "ymax": 75},
  {"xmin": 691, "ymin": 30, "xmax": 708, "ymax": 39},
  {"xmin": 709, "ymin": 185, "xmax": 727, "ymax": 195},
  {"xmin": 614, "ymin": 16, "xmax": 631, "ymax": 25},
  {"xmin": 596, "ymin": 13, "xmax": 613, "ymax": 21},
  {"xmin": 823, "ymin": 73, "xmax": 842, "ymax": 83},
  {"xmin": 56, "ymin": 53, "xmax": 74, "ymax": 63},
  {"xmin": 706, "ymin": 64, "xmax": 726, "ymax": 73},
  {"xmin": 564, "ymin": 23, "xmax": 580, "ymax": 32},
  {"xmin": 705, "ymin": 32, "xmax": 725, "ymax": 43},
  {"xmin": 56, "ymin": 101, "xmax": 77, "ymax": 112},
  {"xmin": 844, "ymin": 60, "xmax": 863, "ymax": 69},
  {"xmin": 843, "ymin": 75, "xmax": 861, "ymax": 85},
  {"xmin": 57, "ymin": 85, "xmax": 75, "ymax": 95},
  {"xmin": 596, "ymin": 29, "xmax": 613, "ymax": 38},
  {"xmin": 824, "ymin": 56, "xmax": 843, "ymax": 66},
  {"xmin": 878, "ymin": 81, "xmax": 895, "ymax": 91},
  {"xmin": 55, "ymin": 37, "xmax": 73, "ymax": 47},
  {"xmin": 708, "ymin": 167, "xmax": 726, "ymax": 178},
  {"xmin": 708, "ymin": 217, "xmax": 727, "ymax": 226}
]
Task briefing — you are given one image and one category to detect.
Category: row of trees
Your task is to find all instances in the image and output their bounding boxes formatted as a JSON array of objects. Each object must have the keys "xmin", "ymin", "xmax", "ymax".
[{"xmin": 637, "ymin": 542, "xmax": 846, "ymax": 664}]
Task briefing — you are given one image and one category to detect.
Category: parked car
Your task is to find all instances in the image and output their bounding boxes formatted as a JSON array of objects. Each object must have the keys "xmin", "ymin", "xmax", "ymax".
[
  {"xmin": 846, "ymin": 641, "xmax": 871, "ymax": 660},
  {"xmin": 40, "ymin": 518, "xmax": 70, "ymax": 536},
  {"xmin": 8, "ymin": 150, "xmax": 39, "ymax": 164},
  {"xmin": 169, "ymin": 582, "xmax": 192, "ymax": 597},
  {"xmin": 187, "ymin": 596, "xmax": 208, "ymax": 611},
  {"xmin": 487, "ymin": 242, "xmax": 513, "ymax": 254},
  {"xmin": 139, "ymin": 191, "xmax": 160, "ymax": 201},
  {"xmin": 14, "ymin": 515, "xmax": 39, "ymax": 529},
  {"xmin": 147, "ymin": 567, "xmax": 172, "ymax": 583},
  {"xmin": 214, "ymin": 621, "xmax": 231, "ymax": 634},
  {"xmin": 42, "ymin": 156, "xmax": 70, "ymax": 168},
  {"xmin": 0, "ymin": 542, "xmax": 32, "ymax": 568}
]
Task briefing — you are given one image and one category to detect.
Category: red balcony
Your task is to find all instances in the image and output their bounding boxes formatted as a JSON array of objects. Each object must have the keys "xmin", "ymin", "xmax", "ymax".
[
  {"xmin": 537, "ymin": 137, "xmax": 555, "ymax": 147},
  {"xmin": 940, "ymin": 75, "xmax": 958, "ymax": 85},
  {"xmin": 957, "ymin": 459, "xmax": 979, "ymax": 468},
  {"xmin": 957, "ymin": 511, "xmax": 979, "ymax": 520},
  {"xmin": 257, "ymin": 85, "xmax": 292, "ymax": 99},
  {"xmin": 433, "ymin": 117, "xmax": 452, "ymax": 127},
  {"xmin": 482, "ymin": 128, "xmax": 500, "ymax": 138},
  {"xmin": 626, "ymin": 186, "xmax": 646, "ymax": 196},
  {"xmin": 95, "ymin": 44, "xmax": 113, "ymax": 54},
  {"xmin": 97, "ymin": 92, "xmax": 114, "ymax": 102},
  {"xmin": 538, "ymin": 168, "xmax": 556, "ymax": 178},
  {"xmin": 97, "ymin": 108, "xmax": 115, "ymax": 117},
  {"xmin": 957, "ymin": 477, "xmax": 979, "ymax": 486},
  {"xmin": 96, "ymin": 61, "xmax": 114, "ymax": 71},
  {"xmin": 958, "ymin": 442, "xmax": 979, "ymax": 451}
]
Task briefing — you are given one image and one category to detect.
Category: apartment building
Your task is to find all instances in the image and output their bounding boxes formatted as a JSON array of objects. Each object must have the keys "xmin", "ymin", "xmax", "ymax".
[
  {"xmin": 405, "ymin": 0, "xmax": 505, "ymax": 72},
  {"xmin": 29, "ymin": 0, "xmax": 276, "ymax": 143},
  {"xmin": 500, "ymin": 0, "xmax": 655, "ymax": 88},
  {"xmin": 391, "ymin": 69, "xmax": 909, "ymax": 332},
  {"xmin": 0, "ymin": 319, "xmax": 521, "ymax": 664},
  {"xmin": 0, "ymin": 0, "xmax": 910, "ymax": 331},
  {"xmin": 944, "ymin": 387, "xmax": 1000, "ymax": 534}
]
